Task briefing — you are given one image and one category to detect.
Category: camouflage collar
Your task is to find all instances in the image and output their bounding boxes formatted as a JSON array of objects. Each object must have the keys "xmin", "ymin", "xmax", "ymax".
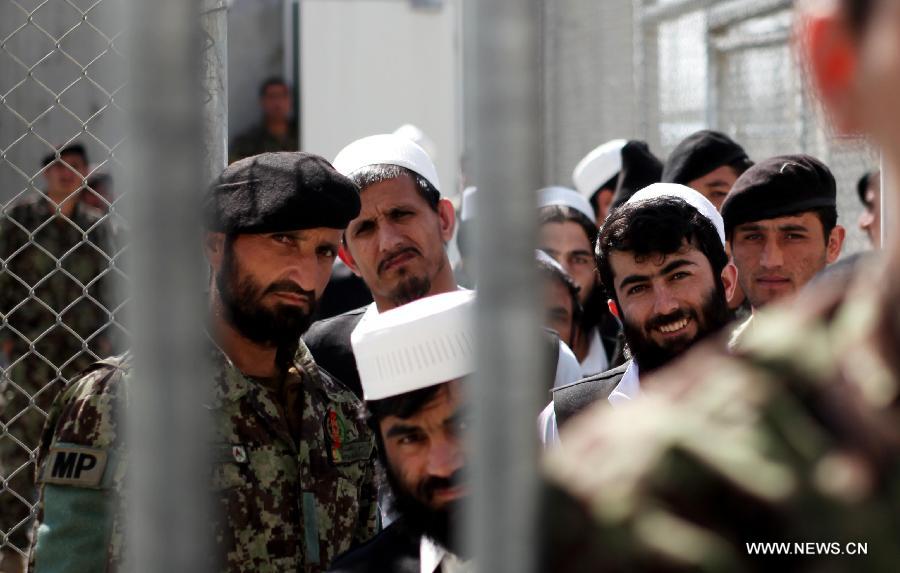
[{"xmin": 205, "ymin": 336, "xmax": 323, "ymax": 409}]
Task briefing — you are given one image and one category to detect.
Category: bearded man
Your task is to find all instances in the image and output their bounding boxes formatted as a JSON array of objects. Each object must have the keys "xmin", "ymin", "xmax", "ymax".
[
  {"xmin": 27, "ymin": 153, "xmax": 378, "ymax": 573},
  {"xmin": 539, "ymin": 184, "xmax": 736, "ymax": 444}
]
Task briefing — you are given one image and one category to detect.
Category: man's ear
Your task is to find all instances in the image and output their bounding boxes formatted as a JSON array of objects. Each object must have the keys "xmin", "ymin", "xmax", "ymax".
[
  {"xmin": 720, "ymin": 262, "xmax": 739, "ymax": 303},
  {"xmin": 798, "ymin": 4, "xmax": 861, "ymax": 134},
  {"xmin": 437, "ymin": 198, "xmax": 456, "ymax": 243},
  {"xmin": 826, "ymin": 225, "xmax": 846, "ymax": 264},
  {"xmin": 338, "ymin": 244, "xmax": 362, "ymax": 277},
  {"xmin": 607, "ymin": 299, "xmax": 620, "ymax": 320},
  {"xmin": 204, "ymin": 232, "xmax": 226, "ymax": 273}
]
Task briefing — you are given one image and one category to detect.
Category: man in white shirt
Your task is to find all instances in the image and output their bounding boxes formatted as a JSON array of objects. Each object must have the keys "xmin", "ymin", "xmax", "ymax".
[
  {"xmin": 328, "ymin": 290, "xmax": 476, "ymax": 573},
  {"xmin": 539, "ymin": 184, "xmax": 737, "ymax": 445},
  {"xmin": 304, "ymin": 135, "xmax": 580, "ymax": 400}
]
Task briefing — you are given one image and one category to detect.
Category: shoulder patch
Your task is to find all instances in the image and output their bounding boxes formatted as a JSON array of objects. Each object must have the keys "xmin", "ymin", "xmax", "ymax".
[{"xmin": 43, "ymin": 445, "xmax": 108, "ymax": 488}]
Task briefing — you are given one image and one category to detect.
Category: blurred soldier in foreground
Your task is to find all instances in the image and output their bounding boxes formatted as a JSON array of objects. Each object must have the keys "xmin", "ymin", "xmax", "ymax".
[
  {"xmin": 329, "ymin": 290, "xmax": 475, "ymax": 573},
  {"xmin": 0, "ymin": 143, "xmax": 118, "ymax": 573},
  {"xmin": 538, "ymin": 184, "xmax": 736, "ymax": 446},
  {"xmin": 542, "ymin": 0, "xmax": 900, "ymax": 569},
  {"xmin": 28, "ymin": 153, "xmax": 378, "ymax": 572},
  {"xmin": 662, "ymin": 130, "xmax": 753, "ymax": 211},
  {"xmin": 722, "ymin": 154, "xmax": 845, "ymax": 312}
]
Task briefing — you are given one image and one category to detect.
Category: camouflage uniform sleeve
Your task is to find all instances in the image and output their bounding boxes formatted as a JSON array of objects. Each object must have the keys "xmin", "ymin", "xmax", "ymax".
[
  {"xmin": 354, "ymin": 448, "xmax": 379, "ymax": 544},
  {"xmin": 29, "ymin": 356, "xmax": 129, "ymax": 573}
]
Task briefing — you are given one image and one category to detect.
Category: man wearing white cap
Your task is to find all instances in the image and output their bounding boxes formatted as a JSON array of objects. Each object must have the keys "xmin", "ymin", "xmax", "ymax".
[
  {"xmin": 304, "ymin": 135, "xmax": 580, "ymax": 399},
  {"xmin": 328, "ymin": 290, "xmax": 475, "ymax": 573},
  {"xmin": 303, "ymin": 134, "xmax": 457, "ymax": 398},
  {"xmin": 538, "ymin": 184, "xmax": 737, "ymax": 445},
  {"xmin": 572, "ymin": 139, "xmax": 627, "ymax": 227},
  {"xmin": 538, "ymin": 186, "xmax": 624, "ymax": 378}
]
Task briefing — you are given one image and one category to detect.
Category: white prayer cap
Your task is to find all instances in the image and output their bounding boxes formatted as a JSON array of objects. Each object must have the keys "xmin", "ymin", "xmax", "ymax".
[
  {"xmin": 333, "ymin": 133, "xmax": 442, "ymax": 193},
  {"xmin": 460, "ymin": 186, "xmax": 478, "ymax": 222},
  {"xmin": 626, "ymin": 183, "xmax": 726, "ymax": 246},
  {"xmin": 352, "ymin": 290, "xmax": 476, "ymax": 401},
  {"xmin": 572, "ymin": 139, "xmax": 628, "ymax": 199},
  {"xmin": 537, "ymin": 186, "xmax": 596, "ymax": 223},
  {"xmin": 393, "ymin": 123, "xmax": 438, "ymax": 163}
]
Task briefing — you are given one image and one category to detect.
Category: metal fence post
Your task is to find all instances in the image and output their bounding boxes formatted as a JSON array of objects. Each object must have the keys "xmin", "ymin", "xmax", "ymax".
[
  {"xmin": 462, "ymin": 0, "xmax": 544, "ymax": 571},
  {"xmin": 126, "ymin": 0, "xmax": 212, "ymax": 570},
  {"xmin": 202, "ymin": 0, "xmax": 230, "ymax": 180}
]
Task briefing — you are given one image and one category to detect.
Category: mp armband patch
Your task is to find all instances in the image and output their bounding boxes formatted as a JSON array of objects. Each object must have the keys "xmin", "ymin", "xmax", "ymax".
[{"xmin": 43, "ymin": 445, "xmax": 109, "ymax": 488}]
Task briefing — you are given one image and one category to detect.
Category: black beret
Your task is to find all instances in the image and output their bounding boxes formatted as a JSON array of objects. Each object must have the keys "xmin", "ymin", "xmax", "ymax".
[
  {"xmin": 611, "ymin": 141, "xmax": 663, "ymax": 208},
  {"xmin": 205, "ymin": 152, "xmax": 361, "ymax": 233},
  {"xmin": 721, "ymin": 154, "xmax": 836, "ymax": 234},
  {"xmin": 662, "ymin": 130, "xmax": 750, "ymax": 185}
]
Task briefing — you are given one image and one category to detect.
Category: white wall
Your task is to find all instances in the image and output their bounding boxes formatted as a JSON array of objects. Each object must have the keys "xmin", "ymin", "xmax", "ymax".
[{"xmin": 298, "ymin": 0, "xmax": 461, "ymax": 197}]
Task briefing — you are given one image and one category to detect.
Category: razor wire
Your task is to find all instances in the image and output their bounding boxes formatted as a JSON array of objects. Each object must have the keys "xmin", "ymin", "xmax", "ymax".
[{"xmin": 0, "ymin": 0, "xmax": 129, "ymax": 562}]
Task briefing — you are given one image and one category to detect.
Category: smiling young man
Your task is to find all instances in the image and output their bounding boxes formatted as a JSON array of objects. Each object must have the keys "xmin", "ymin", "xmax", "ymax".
[
  {"xmin": 28, "ymin": 153, "xmax": 378, "ymax": 573},
  {"xmin": 328, "ymin": 290, "xmax": 474, "ymax": 573},
  {"xmin": 538, "ymin": 184, "xmax": 736, "ymax": 444},
  {"xmin": 722, "ymin": 154, "xmax": 845, "ymax": 311},
  {"xmin": 543, "ymin": 1, "xmax": 900, "ymax": 568}
]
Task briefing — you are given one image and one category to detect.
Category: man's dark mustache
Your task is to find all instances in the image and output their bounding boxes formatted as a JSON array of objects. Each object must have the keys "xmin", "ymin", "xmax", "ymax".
[
  {"xmin": 417, "ymin": 469, "xmax": 466, "ymax": 503},
  {"xmin": 645, "ymin": 308, "xmax": 695, "ymax": 332},
  {"xmin": 378, "ymin": 247, "xmax": 421, "ymax": 275},
  {"xmin": 264, "ymin": 281, "xmax": 314, "ymax": 300}
]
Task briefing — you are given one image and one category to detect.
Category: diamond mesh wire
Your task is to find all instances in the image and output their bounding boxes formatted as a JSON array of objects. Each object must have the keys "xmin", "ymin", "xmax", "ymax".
[
  {"xmin": 0, "ymin": 0, "xmax": 128, "ymax": 559},
  {"xmin": 638, "ymin": 0, "xmax": 875, "ymax": 254}
]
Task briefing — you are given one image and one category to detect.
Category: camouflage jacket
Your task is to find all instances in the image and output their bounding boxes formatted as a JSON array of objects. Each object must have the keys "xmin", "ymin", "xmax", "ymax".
[
  {"xmin": 1, "ymin": 194, "xmax": 119, "ymax": 550},
  {"xmin": 29, "ymin": 340, "xmax": 379, "ymax": 573},
  {"xmin": 542, "ymin": 263, "xmax": 900, "ymax": 572},
  {"xmin": 0, "ymin": 194, "xmax": 118, "ymax": 371}
]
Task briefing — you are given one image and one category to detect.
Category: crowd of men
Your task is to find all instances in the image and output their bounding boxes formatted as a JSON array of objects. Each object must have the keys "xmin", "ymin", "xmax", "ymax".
[{"xmin": 0, "ymin": 0, "xmax": 898, "ymax": 571}]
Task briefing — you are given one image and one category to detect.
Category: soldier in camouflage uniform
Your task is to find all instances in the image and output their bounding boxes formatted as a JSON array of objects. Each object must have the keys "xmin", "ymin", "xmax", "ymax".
[
  {"xmin": 541, "ymin": 0, "xmax": 900, "ymax": 570},
  {"xmin": 0, "ymin": 144, "xmax": 118, "ymax": 570},
  {"xmin": 28, "ymin": 152, "xmax": 379, "ymax": 572}
]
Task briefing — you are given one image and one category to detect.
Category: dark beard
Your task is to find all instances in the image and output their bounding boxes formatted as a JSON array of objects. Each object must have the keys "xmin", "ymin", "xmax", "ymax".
[
  {"xmin": 216, "ymin": 245, "xmax": 316, "ymax": 360},
  {"xmin": 383, "ymin": 460, "xmax": 466, "ymax": 556},
  {"xmin": 389, "ymin": 274, "xmax": 432, "ymax": 307},
  {"xmin": 622, "ymin": 282, "xmax": 731, "ymax": 374}
]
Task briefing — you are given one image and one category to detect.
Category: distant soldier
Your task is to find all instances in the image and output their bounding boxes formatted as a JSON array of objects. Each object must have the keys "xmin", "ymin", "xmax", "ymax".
[
  {"xmin": 542, "ymin": 0, "xmax": 900, "ymax": 569},
  {"xmin": 229, "ymin": 78, "xmax": 298, "ymax": 163},
  {"xmin": 0, "ymin": 143, "xmax": 118, "ymax": 571},
  {"xmin": 29, "ymin": 153, "xmax": 378, "ymax": 572}
]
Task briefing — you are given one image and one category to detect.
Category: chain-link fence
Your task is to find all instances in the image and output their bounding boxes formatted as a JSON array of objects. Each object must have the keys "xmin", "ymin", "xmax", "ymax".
[
  {"xmin": 636, "ymin": 0, "xmax": 875, "ymax": 254},
  {"xmin": 0, "ymin": 0, "xmax": 129, "ymax": 562},
  {"xmin": 542, "ymin": 0, "xmax": 875, "ymax": 254}
]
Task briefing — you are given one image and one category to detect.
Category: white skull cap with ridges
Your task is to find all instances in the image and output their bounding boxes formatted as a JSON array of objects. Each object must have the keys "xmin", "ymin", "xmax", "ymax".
[
  {"xmin": 537, "ymin": 186, "xmax": 596, "ymax": 223},
  {"xmin": 351, "ymin": 290, "xmax": 476, "ymax": 401},
  {"xmin": 333, "ymin": 133, "xmax": 442, "ymax": 193},
  {"xmin": 572, "ymin": 139, "xmax": 627, "ymax": 198},
  {"xmin": 625, "ymin": 183, "xmax": 726, "ymax": 246}
]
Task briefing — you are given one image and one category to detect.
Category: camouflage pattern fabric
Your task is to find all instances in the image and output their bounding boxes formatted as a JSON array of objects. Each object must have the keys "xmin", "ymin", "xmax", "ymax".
[
  {"xmin": 1, "ymin": 195, "xmax": 119, "ymax": 552},
  {"xmin": 29, "ymin": 340, "xmax": 378, "ymax": 572},
  {"xmin": 542, "ymin": 265, "xmax": 900, "ymax": 572}
]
